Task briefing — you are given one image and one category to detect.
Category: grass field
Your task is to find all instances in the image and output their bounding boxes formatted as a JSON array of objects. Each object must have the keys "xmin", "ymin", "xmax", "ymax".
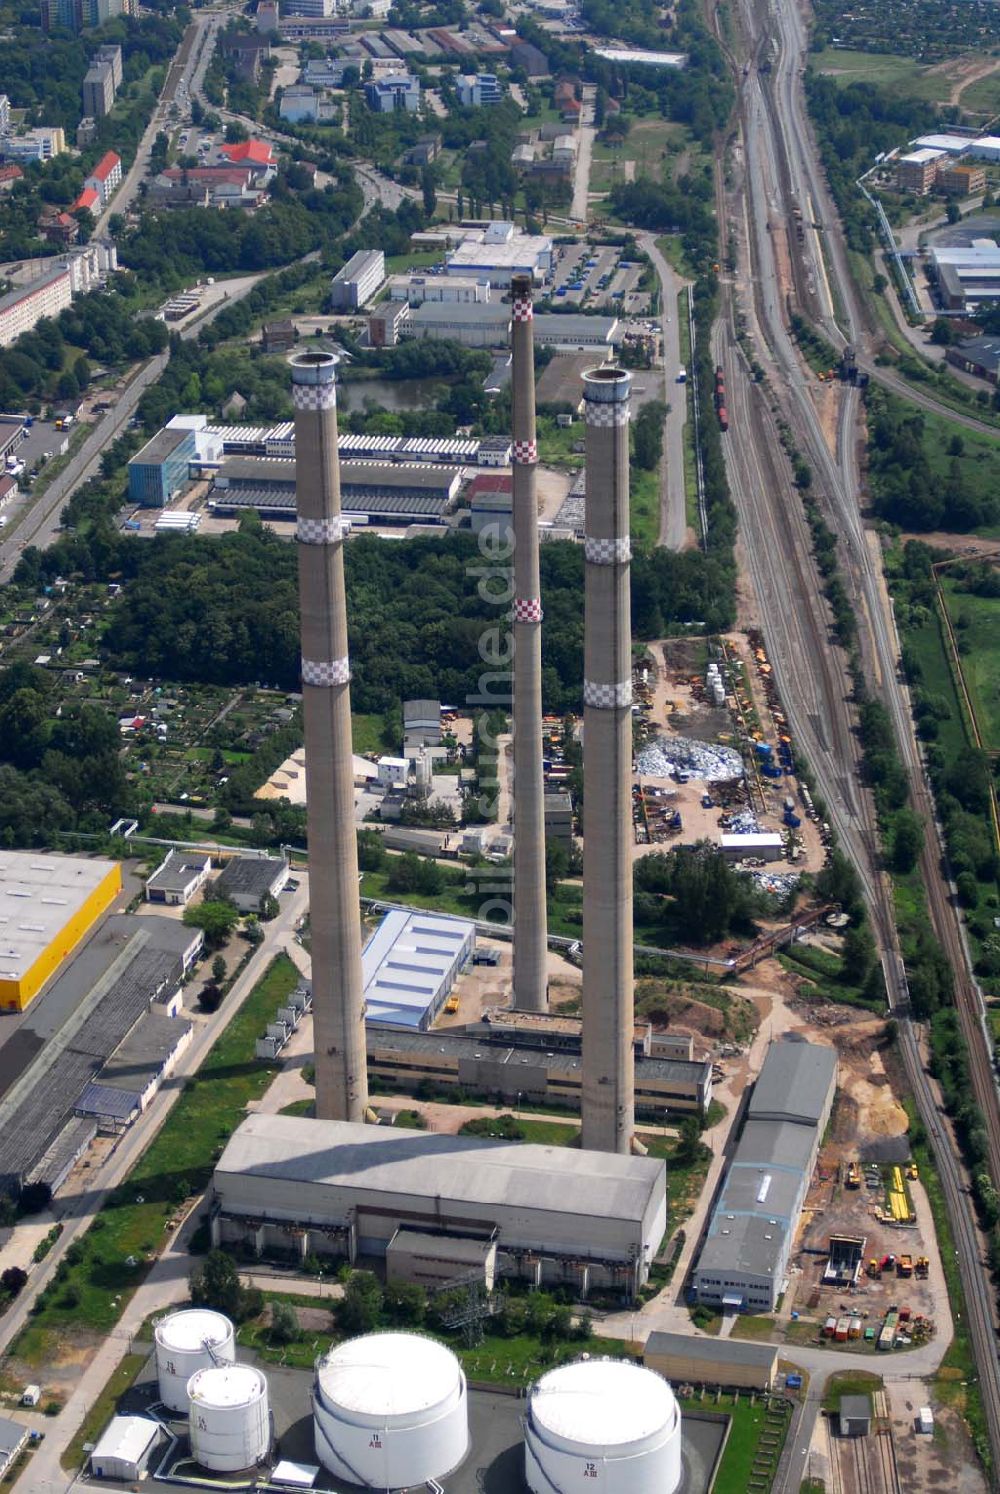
[
  {"xmin": 61, "ymin": 1353, "xmax": 147, "ymax": 1472},
  {"xmin": 631, "ymin": 465, "xmax": 660, "ymax": 546},
  {"xmin": 730, "ymin": 1314, "xmax": 778, "ymax": 1341},
  {"xmin": 677, "ymin": 1390, "xmax": 792, "ymax": 1494},
  {"xmin": 811, "ymin": 48, "xmax": 967, "ymax": 103},
  {"xmin": 10, "ymin": 956, "xmax": 299, "ymax": 1374},
  {"xmin": 959, "ymin": 68, "xmax": 1000, "ymax": 117},
  {"xmin": 351, "ymin": 712, "xmax": 387, "ymax": 755},
  {"xmin": 821, "ymin": 1369, "xmax": 883, "ymax": 1411},
  {"xmin": 938, "ymin": 576, "xmax": 1000, "ymax": 750}
]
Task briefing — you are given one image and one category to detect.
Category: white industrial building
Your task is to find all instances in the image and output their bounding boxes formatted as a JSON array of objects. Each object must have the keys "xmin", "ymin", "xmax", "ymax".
[
  {"xmin": 691, "ymin": 1040, "xmax": 836, "ymax": 1312},
  {"xmin": 718, "ymin": 831, "xmax": 784, "ymax": 861},
  {"xmin": 331, "ymin": 249, "xmax": 386, "ymax": 309},
  {"xmin": 591, "ymin": 45, "xmax": 687, "ymax": 67},
  {"xmin": 389, "ymin": 274, "xmax": 492, "ymax": 306},
  {"xmin": 145, "ymin": 849, "xmax": 212, "ymax": 906},
  {"xmin": 211, "ymin": 1113, "xmax": 667, "ymax": 1296},
  {"xmin": 0, "ymin": 1418, "xmax": 27, "ymax": 1479},
  {"xmin": 911, "ymin": 133, "xmax": 977, "ymax": 156},
  {"xmin": 444, "ymin": 222, "xmax": 552, "ymax": 286},
  {"xmin": 929, "ymin": 241, "xmax": 1000, "ymax": 311},
  {"xmin": 212, "ymin": 854, "xmax": 289, "ymax": 912},
  {"xmin": 968, "ymin": 135, "xmax": 1000, "ymax": 163},
  {"xmin": 89, "ymin": 1416, "xmax": 162, "ymax": 1481},
  {"xmin": 362, "ymin": 908, "xmax": 475, "ymax": 1030}
]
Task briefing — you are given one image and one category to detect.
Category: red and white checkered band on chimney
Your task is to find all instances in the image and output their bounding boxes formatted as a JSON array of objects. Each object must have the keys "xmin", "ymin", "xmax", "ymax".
[
  {"xmin": 511, "ymin": 297, "xmax": 534, "ymax": 322},
  {"xmin": 512, "ymin": 438, "xmax": 537, "ymax": 465},
  {"xmin": 512, "ymin": 597, "xmax": 543, "ymax": 624}
]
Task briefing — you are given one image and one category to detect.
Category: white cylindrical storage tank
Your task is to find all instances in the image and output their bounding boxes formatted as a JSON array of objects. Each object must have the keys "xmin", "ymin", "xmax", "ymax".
[
  {"xmin": 313, "ymin": 1332, "xmax": 469, "ymax": 1489},
  {"xmin": 525, "ymin": 1358, "xmax": 682, "ymax": 1494},
  {"xmin": 187, "ymin": 1364, "xmax": 270, "ymax": 1473},
  {"xmin": 154, "ymin": 1309, "xmax": 235, "ymax": 1412}
]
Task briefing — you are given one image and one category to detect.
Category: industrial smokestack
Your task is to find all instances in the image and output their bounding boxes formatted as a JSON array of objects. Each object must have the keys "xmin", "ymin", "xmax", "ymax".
[
  {"xmin": 291, "ymin": 350, "xmax": 368, "ymax": 1124},
  {"xmin": 509, "ymin": 272, "xmax": 548, "ymax": 1014},
  {"xmin": 580, "ymin": 366, "xmax": 635, "ymax": 1155}
]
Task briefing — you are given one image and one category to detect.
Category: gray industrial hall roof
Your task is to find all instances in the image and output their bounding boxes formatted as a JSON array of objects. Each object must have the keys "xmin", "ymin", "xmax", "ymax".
[
  {"xmin": 952, "ymin": 335, "xmax": 1000, "ymax": 373},
  {"xmin": 735, "ymin": 1118, "xmax": 819, "ymax": 1174},
  {"xmin": 645, "ymin": 1331, "xmax": 778, "ymax": 1368},
  {"xmin": 147, "ymin": 853, "xmax": 210, "ymax": 894},
  {"xmin": 97, "ymin": 1011, "xmax": 192, "ymax": 1094},
  {"xmin": 840, "ymin": 1395, "xmax": 871, "ymax": 1418},
  {"xmin": 217, "ymin": 1113, "xmax": 663, "ymax": 1223},
  {"xmin": 747, "ymin": 1040, "xmax": 836, "ymax": 1125},
  {"xmin": 130, "ymin": 427, "xmax": 190, "ymax": 467},
  {"xmin": 696, "ymin": 1208, "xmax": 790, "ymax": 1281},
  {"xmin": 388, "ymin": 1228, "xmax": 496, "ymax": 1263},
  {"xmin": 366, "ymin": 1025, "xmax": 710, "ymax": 1087},
  {"xmin": 216, "ymin": 456, "xmax": 457, "ymax": 492},
  {"xmin": 214, "ymin": 856, "xmax": 286, "ymax": 899},
  {"xmin": 0, "ymin": 1417, "xmax": 26, "ymax": 1459}
]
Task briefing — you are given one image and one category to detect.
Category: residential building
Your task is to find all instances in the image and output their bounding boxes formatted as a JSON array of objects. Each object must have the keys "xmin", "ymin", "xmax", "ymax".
[
  {"xmin": 938, "ymin": 162, "xmax": 986, "ymax": 197},
  {"xmin": 145, "ymin": 850, "xmax": 212, "ymax": 907},
  {"xmin": 0, "ymin": 1418, "xmax": 28, "ymax": 1479},
  {"xmin": 330, "ymin": 248, "xmax": 385, "ymax": 309},
  {"xmin": 0, "ymin": 164, "xmax": 23, "ymax": 190},
  {"xmin": 127, "ymin": 427, "xmax": 196, "ymax": 507},
  {"xmin": 77, "ymin": 116, "xmax": 97, "ymax": 147},
  {"xmin": 219, "ymin": 32, "xmax": 270, "ymax": 83},
  {"xmin": 152, "ymin": 167, "xmax": 264, "ymax": 211},
  {"xmin": 0, "ymin": 475, "xmax": 18, "ymax": 508},
  {"xmin": 37, "ymin": 209, "xmax": 79, "ymax": 245},
  {"xmin": 212, "ymin": 853, "xmax": 289, "ymax": 912},
  {"xmin": 0, "ymin": 240, "xmax": 117, "ymax": 347},
  {"xmin": 368, "ymin": 300, "xmax": 409, "ymax": 347},
  {"xmin": 279, "ymin": 84, "xmax": 337, "ymax": 123},
  {"xmin": 691, "ymin": 1039, "xmax": 836, "ymax": 1313},
  {"xmin": 945, "ymin": 335, "xmax": 1000, "ymax": 386},
  {"xmin": 261, "ymin": 319, "xmax": 297, "ymax": 353},
  {"xmin": 83, "ymin": 59, "xmax": 116, "ymax": 118},
  {"xmin": 552, "ymin": 133, "xmax": 577, "ymax": 166},
  {"xmin": 456, "ymin": 73, "xmax": 503, "ymax": 107},
  {"xmin": 364, "ymin": 73, "xmax": 420, "ymax": 112},
  {"xmin": 895, "ymin": 148, "xmax": 945, "ymax": 195},
  {"xmin": 219, "ymin": 139, "xmax": 276, "ymax": 178},
  {"xmin": 78, "ymin": 149, "xmax": 121, "ymax": 208},
  {"xmin": 0, "ymin": 95, "xmax": 10, "ymax": 135}
]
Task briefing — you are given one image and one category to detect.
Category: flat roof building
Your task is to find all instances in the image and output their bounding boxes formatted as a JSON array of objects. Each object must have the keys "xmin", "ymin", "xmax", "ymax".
[
  {"xmin": 362, "ymin": 909, "xmax": 475, "ymax": 1030},
  {"xmin": 400, "ymin": 301, "xmax": 620, "ymax": 348},
  {"xmin": 929, "ymin": 241, "xmax": 1000, "ymax": 311},
  {"xmin": 127, "ymin": 427, "xmax": 196, "ymax": 507},
  {"xmin": 718, "ymin": 832, "xmax": 784, "ymax": 862},
  {"xmin": 644, "ymin": 1332, "xmax": 778, "ymax": 1391},
  {"xmin": 76, "ymin": 1011, "xmax": 194, "ymax": 1129},
  {"xmin": 331, "ymin": 249, "xmax": 386, "ymax": 310},
  {"xmin": 946, "ymin": 334, "xmax": 1000, "ymax": 386},
  {"xmin": 0, "ymin": 852, "xmax": 121, "ymax": 1013},
  {"xmin": 212, "ymin": 1112, "xmax": 667, "ymax": 1296},
  {"xmin": 911, "ymin": 133, "xmax": 975, "ymax": 156},
  {"xmin": 895, "ymin": 148, "xmax": 945, "ymax": 195},
  {"xmin": 445, "ymin": 229, "xmax": 552, "ymax": 286},
  {"xmin": 839, "ymin": 1395, "xmax": 872, "ymax": 1438},
  {"xmin": 691, "ymin": 1040, "xmax": 836, "ymax": 1313},
  {"xmin": 90, "ymin": 1416, "xmax": 162, "ymax": 1482},
  {"xmin": 0, "ymin": 1417, "xmax": 27, "ymax": 1478},
  {"xmin": 213, "ymin": 854, "xmax": 288, "ymax": 912},
  {"xmin": 209, "ymin": 456, "xmax": 462, "ymax": 523},
  {"xmin": 591, "ymin": 46, "xmax": 686, "ymax": 67}
]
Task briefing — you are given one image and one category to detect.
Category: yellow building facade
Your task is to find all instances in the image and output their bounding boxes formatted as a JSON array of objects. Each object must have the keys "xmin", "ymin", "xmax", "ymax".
[{"xmin": 0, "ymin": 854, "xmax": 122, "ymax": 1012}]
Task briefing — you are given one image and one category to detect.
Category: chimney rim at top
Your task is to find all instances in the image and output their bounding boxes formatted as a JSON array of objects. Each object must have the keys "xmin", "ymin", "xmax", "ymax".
[
  {"xmin": 289, "ymin": 349, "xmax": 339, "ymax": 384},
  {"xmin": 582, "ymin": 364, "xmax": 631, "ymax": 400}
]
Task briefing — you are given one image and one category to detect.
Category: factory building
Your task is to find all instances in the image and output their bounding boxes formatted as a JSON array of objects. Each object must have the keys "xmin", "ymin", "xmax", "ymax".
[
  {"xmin": 391, "ymin": 273, "xmax": 491, "ymax": 305},
  {"xmin": 718, "ymin": 832, "xmax": 784, "ymax": 862},
  {"xmin": 444, "ymin": 222, "xmax": 552, "ymax": 286},
  {"xmin": 211, "ymin": 1112, "xmax": 667, "ymax": 1296},
  {"xmin": 127, "ymin": 427, "xmax": 197, "ymax": 507},
  {"xmin": 208, "ymin": 456, "xmax": 462, "ymax": 524},
  {"xmin": 330, "ymin": 249, "xmax": 386, "ymax": 310},
  {"xmin": 911, "ymin": 133, "xmax": 976, "ymax": 156},
  {"xmin": 968, "ymin": 135, "xmax": 1000, "ymax": 163},
  {"xmin": 399, "ymin": 302, "xmax": 620, "ymax": 349},
  {"xmin": 145, "ymin": 849, "xmax": 212, "ymax": 906},
  {"xmin": 929, "ymin": 242, "xmax": 1000, "ymax": 311},
  {"xmin": 0, "ymin": 915, "xmax": 197, "ymax": 1195},
  {"xmin": 644, "ymin": 1332, "xmax": 778, "ymax": 1392},
  {"xmin": 946, "ymin": 335, "xmax": 1000, "ymax": 386},
  {"xmin": 691, "ymin": 1039, "xmax": 836, "ymax": 1313},
  {"xmin": 895, "ymin": 148, "xmax": 945, "ymax": 195},
  {"xmin": 364, "ymin": 1025, "xmax": 712, "ymax": 1115},
  {"xmin": 0, "ymin": 852, "xmax": 121, "ymax": 1013},
  {"xmin": 362, "ymin": 909, "xmax": 475, "ymax": 1030},
  {"xmin": 75, "ymin": 1011, "xmax": 194, "ymax": 1130},
  {"xmin": 213, "ymin": 853, "xmax": 289, "ymax": 912},
  {"xmin": 89, "ymin": 1417, "xmax": 162, "ymax": 1482},
  {"xmin": 386, "ymin": 1228, "xmax": 497, "ymax": 1290}
]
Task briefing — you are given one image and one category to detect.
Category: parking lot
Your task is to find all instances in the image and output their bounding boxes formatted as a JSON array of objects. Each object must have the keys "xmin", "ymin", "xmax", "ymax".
[{"xmin": 547, "ymin": 243, "xmax": 631, "ymax": 308}]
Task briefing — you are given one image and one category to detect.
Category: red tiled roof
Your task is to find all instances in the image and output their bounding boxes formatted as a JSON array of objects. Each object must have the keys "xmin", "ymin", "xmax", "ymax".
[
  {"xmin": 0, "ymin": 164, "xmax": 23, "ymax": 183},
  {"xmin": 73, "ymin": 187, "xmax": 100, "ymax": 212},
  {"xmin": 0, "ymin": 476, "xmax": 16, "ymax": 499},
  {"xmin": 221, "ymin": 139, "xmax": 273, "ymax": 166},
  {"xmin": 163, "ymin": 167, "xmax": 252, "ymax": 185},
  {"xmin": 90, "ymin": 150, "xmax": 121, "ymax": 182},
  {"xmin": 467, "ymin": 473, "xmax": 512, "ymax": 500}
]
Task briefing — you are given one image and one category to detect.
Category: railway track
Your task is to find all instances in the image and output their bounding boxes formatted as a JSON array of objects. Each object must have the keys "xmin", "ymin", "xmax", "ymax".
[{"xmin": 711, "ymin": 0, "xmax": 1000, "ymax": 1477}]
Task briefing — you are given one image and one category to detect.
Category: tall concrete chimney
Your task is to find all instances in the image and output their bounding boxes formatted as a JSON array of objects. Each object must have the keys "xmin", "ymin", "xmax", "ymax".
[
  {"xmin": 291, "ymin": 350, "xmax": 368, "ymax": 1124},
  {"xmin": 510, "ymin": 272, "xmax": 548, "ymax": 1013},
  {"xmin": 580, "ymin": 366, "xmax": 635, "ymax": 1155}
]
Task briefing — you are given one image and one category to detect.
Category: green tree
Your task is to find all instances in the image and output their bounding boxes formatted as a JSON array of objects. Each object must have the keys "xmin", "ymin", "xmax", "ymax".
[
  {"xmin": 891, "ymin": 809, "xmax": 924, "ymax": 874},
  {"xmin": 841, "ymin": 923, "xmax": 876, "ymax": 985},
  {"xmin": 338, "ymin": 1270, "xmax": 383, "ymax": 1335},
  {"xmin": 383, "ymin": 1281, "xmax": 427, "ymax": 1326},
  {"xmin": 183, "ymin": 900, "xmax": 241, "ymax": 948},
  {"xmin": 211, "ymin": 954, "xmax": 227, "ymax": 984},
  {"xmin": 675, "ymin": 1114, "xmax": 703, "ymax": 1164},
  {"xmin": 190, "ymin": 1250, "xmax": 252, "ymax": 1320},
  {"xmin": 269, "ymin": 1300, "xmax": 300, "ymax": 1345}
]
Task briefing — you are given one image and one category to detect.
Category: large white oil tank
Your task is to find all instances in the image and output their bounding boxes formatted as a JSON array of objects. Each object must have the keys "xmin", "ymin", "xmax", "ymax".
[
  {"xmin": 154, "ymin": 1309, "xmax": 236, "ymax": 1412},
  {"xmin": 313, "ymin": 1332, "xmax": 469, "ymax": 1489},
  {"xmin": 187, "ymin": 1364, "xmax": 270, "ymax": 1473},
  {"xmin": 525, "ymin": 1358, "xmax": 682, "ymax": 1494}
]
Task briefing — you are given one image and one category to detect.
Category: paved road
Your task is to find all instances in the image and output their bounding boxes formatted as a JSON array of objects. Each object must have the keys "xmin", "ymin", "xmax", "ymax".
[
  {"xmin": 640, "ymin": 233, "xmax": 690, "ymax": 550},
  {"xmin": 570, "ymin": 85, "xmax": 597, "ymax": 224},
  {"xmin": 7, "ymin": 883, "xmax": 310, "ymax": 1494}
]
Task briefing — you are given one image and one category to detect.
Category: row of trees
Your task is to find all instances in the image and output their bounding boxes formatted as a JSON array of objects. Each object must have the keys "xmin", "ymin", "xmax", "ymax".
[{"xmin": 866, "ymin": 389, "xmax": 998, "ymax": 532}]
